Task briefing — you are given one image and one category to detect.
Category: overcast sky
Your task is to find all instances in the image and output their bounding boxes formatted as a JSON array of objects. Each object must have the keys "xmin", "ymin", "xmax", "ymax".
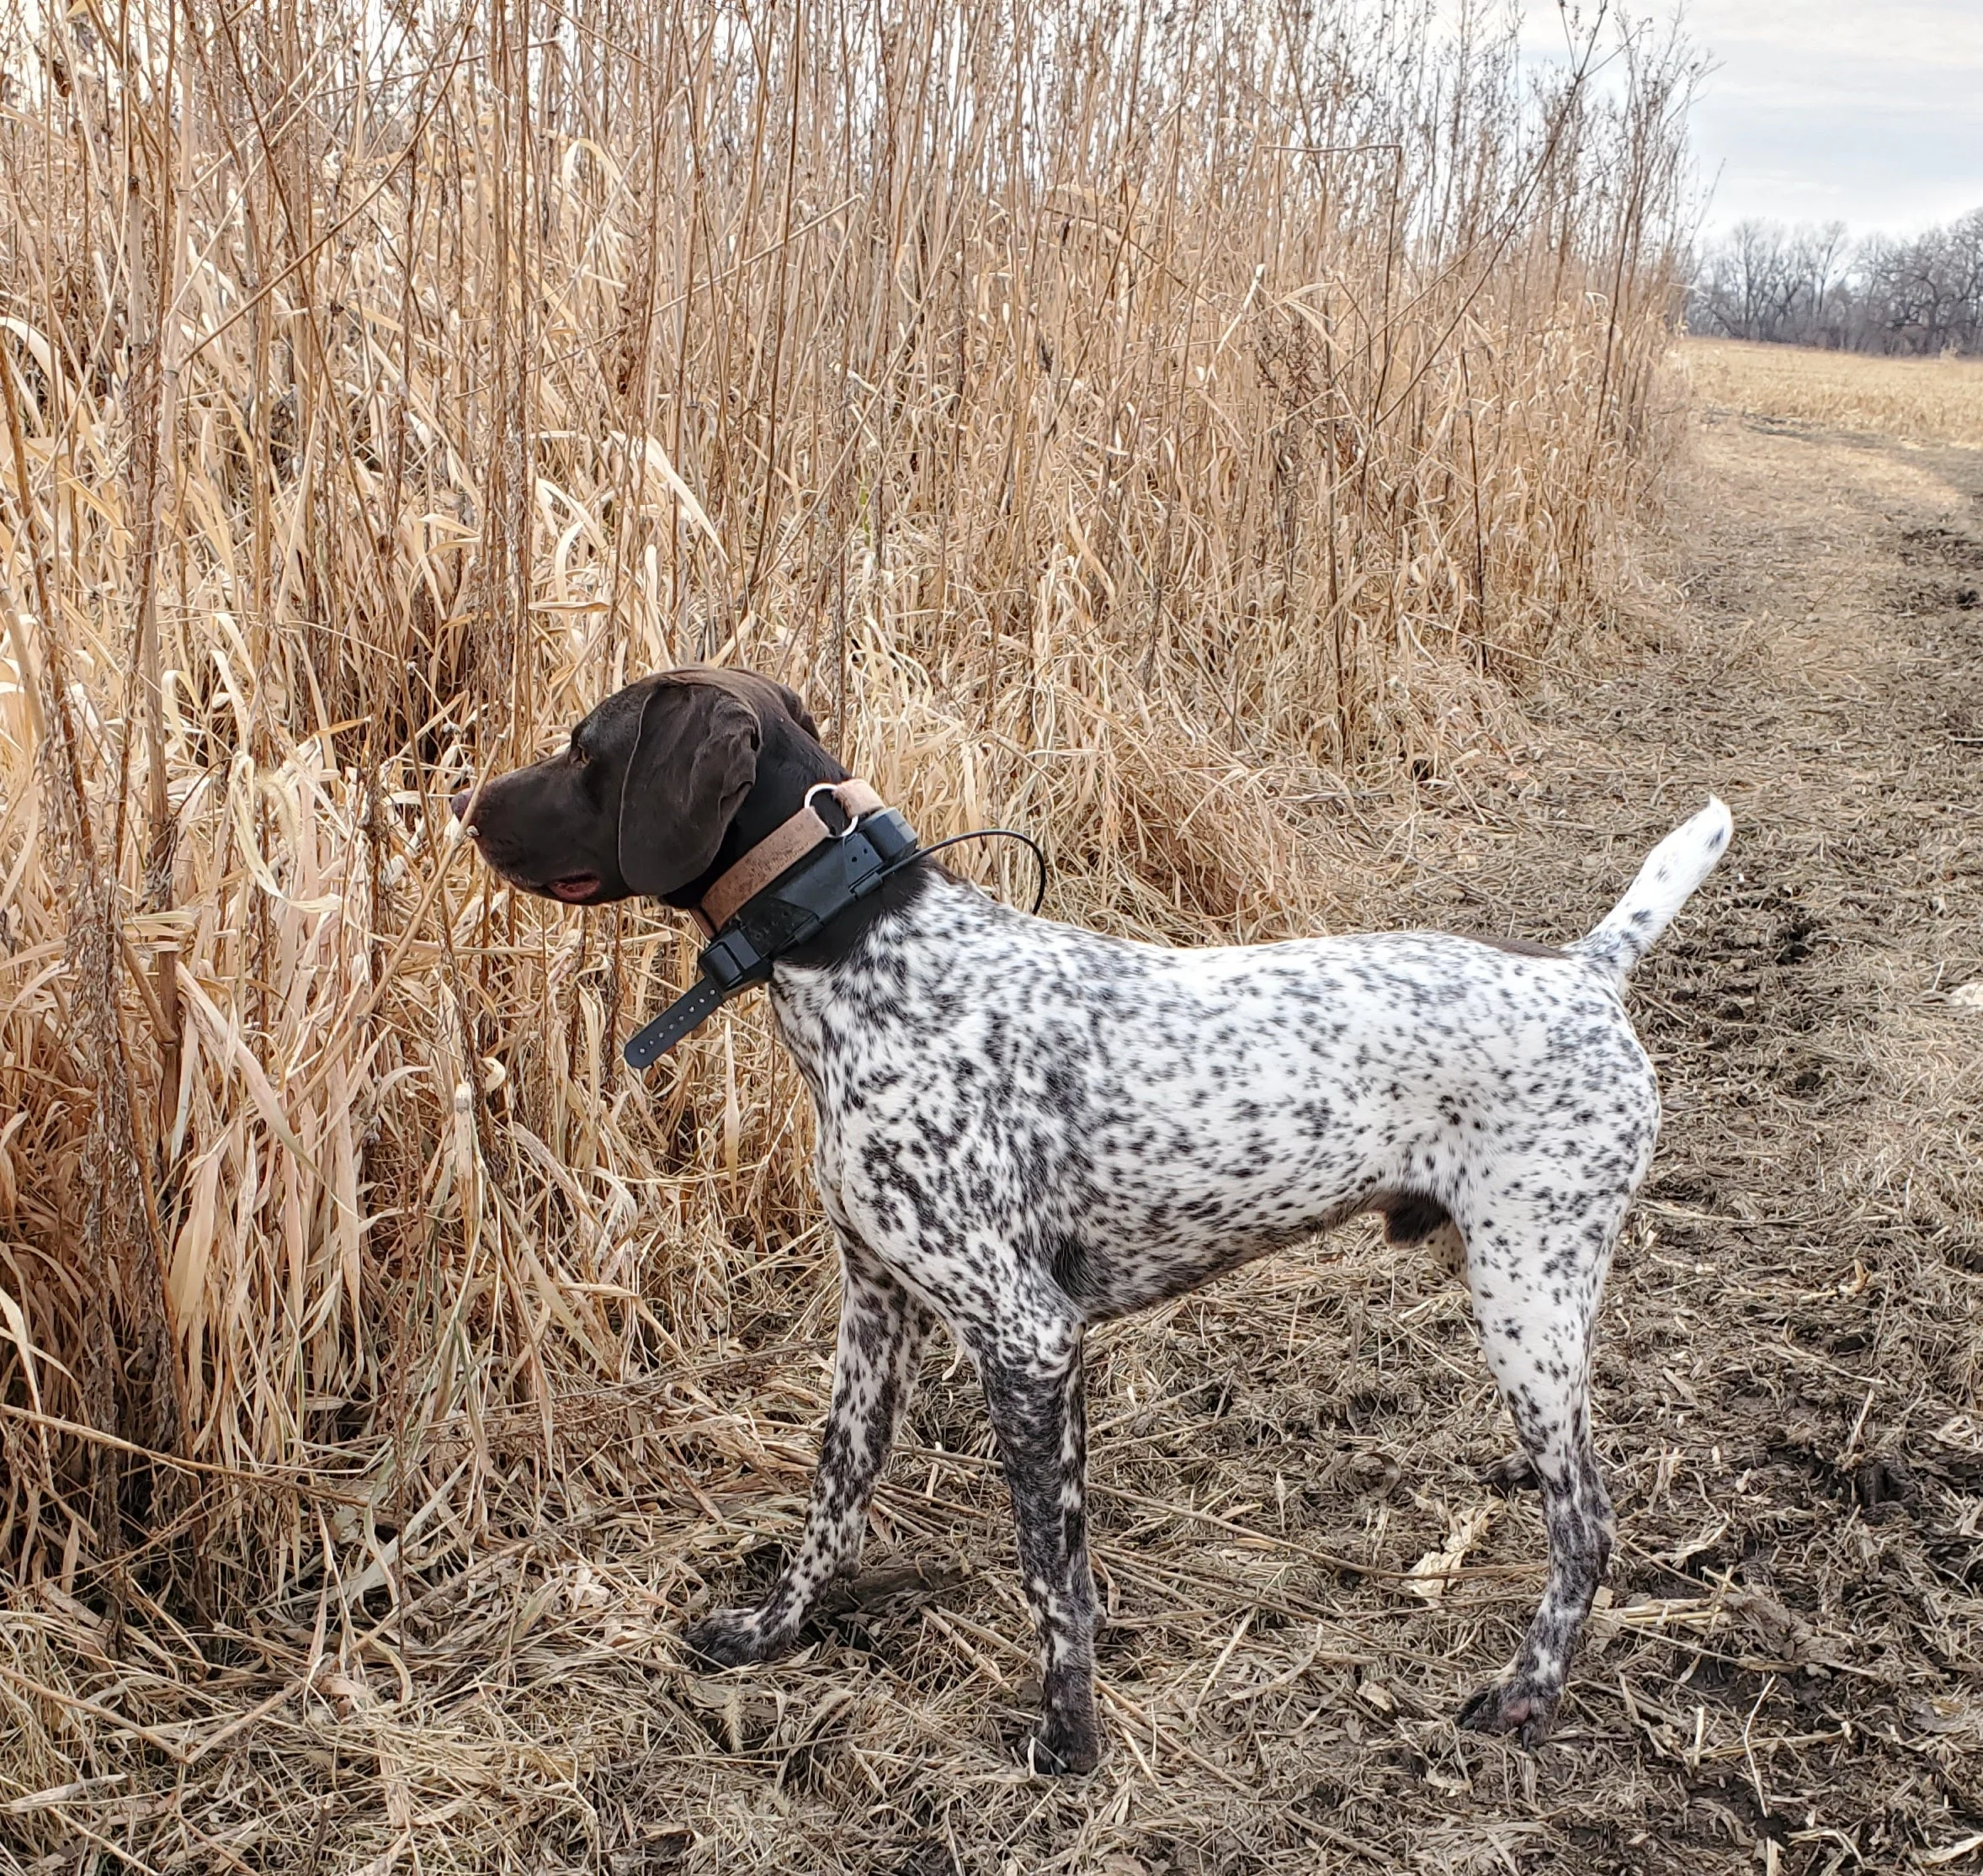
[
  {"xmin": 1680, "ymin": 0, "xmax": 1983, "ymax": 236},
  {"xmin": 1496, "ymin": 2, "xmax": 1983, "ymax": 236}
]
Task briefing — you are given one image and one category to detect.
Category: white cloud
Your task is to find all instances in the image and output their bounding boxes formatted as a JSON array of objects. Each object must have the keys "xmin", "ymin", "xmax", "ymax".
[
  {"xmin": 1436, "ymin": 0, "xmax": 1983, "ymax": 236},
  {"xmin": 1677, "ymin": 0, "xmax": 1983, "ymax": 233},
  {"xmin": 1684, "ymin": 0, "xmax": 1983, "ymax": 69}
]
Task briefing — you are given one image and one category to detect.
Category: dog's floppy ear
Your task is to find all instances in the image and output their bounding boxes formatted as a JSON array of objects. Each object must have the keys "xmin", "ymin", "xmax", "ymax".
[
  {"xmin": 618, "ymin": 679, "xmax": 762, "ymax": 897},
  {"xmin": 767, "ymin": 679, "xmax": 818, "ymax": 741}
]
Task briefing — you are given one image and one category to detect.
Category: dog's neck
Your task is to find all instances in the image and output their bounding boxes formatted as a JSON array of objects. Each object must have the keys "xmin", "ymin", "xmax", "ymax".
[{"xmin": 664, "ymin": 709, "xmax": 938, "ymax": 970}]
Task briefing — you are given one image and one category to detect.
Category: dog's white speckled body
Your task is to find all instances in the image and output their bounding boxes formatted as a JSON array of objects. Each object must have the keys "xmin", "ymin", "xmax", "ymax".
[{"xmin": 686, "ymin": 802, "xmax": 1732, "ymax": 1769}]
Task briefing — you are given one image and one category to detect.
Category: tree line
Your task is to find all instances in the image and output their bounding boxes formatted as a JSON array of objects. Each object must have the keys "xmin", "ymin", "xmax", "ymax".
[{"xmin": 1689, "ymin": 209, "xmax": 1983, "ymax": 354}]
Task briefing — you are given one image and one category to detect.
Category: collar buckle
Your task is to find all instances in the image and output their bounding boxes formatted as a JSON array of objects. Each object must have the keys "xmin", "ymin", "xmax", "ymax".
[{"xmin": 699, "ymin": 927, "xmax": 768, "ymax": 994}]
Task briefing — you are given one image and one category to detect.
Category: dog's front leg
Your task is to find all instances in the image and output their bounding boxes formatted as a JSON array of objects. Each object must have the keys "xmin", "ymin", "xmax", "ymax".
[
  {"xmin": 979, "ymin": 1314, "xmax": 1100, "ymax": 1774},
  {"xmin": 682, "ymin": 1240, "xmax": 929, "ymax": 1668}
]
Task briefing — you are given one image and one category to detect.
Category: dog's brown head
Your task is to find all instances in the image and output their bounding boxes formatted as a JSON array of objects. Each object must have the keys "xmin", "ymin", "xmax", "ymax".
[{"xmin": 455, "ymin": 667, "xmax": 843, "ymax": 909}]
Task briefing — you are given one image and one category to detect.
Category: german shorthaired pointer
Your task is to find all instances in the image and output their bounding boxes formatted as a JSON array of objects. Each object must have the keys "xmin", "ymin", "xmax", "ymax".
[{"xmin": 457, "ymin": 666, "xmax": 1731, "ymax": 1773}]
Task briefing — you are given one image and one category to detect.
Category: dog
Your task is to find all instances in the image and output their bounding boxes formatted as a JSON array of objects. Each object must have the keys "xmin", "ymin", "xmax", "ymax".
[{"xmin": 456, "ymin": 665, "xmax": 1731, "ymax": 1773}]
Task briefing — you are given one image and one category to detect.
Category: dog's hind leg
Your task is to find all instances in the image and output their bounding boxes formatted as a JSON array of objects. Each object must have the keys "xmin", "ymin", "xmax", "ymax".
[
  {"xmin": 976, "ymin": 1305, "xmax": 1100, "ymax": 1774},
  {"xmin": 1454, "ymin": 1188, "xmax": 1625, "ymax": 1746},
  {"xmin": 682, "ymin": 1238, "xmax": 929, "ymax": 1668}
]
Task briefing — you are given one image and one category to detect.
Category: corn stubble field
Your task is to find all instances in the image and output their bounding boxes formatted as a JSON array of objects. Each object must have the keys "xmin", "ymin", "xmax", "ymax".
[
  {"xmin": 1687, "ymin": 338, "xmax": 1983, "ymax": 454},
  {"xmin": 1, "ymin": 0, "xmax": 1887, "ymax": 1868}
]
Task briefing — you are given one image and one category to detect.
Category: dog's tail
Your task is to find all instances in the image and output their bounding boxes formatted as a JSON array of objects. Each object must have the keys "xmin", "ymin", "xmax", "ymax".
[{"xmin": 1568, "ymin": 798, "xmax": 1733, "ymax": 988}]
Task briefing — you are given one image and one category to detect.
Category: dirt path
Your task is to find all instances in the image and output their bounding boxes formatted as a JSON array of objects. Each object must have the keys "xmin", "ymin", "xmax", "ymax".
[
  {"xmin": 1404, "ymin": 400, "xmax": 1983, "ymax": 1871},
  {"xmin": 1308, "ymin": 396, "xmax": 1983, "ymax": 1874},
  {"xmin": 581, "ymin": 405, "xmax": 1983, "ymax": 1876}
]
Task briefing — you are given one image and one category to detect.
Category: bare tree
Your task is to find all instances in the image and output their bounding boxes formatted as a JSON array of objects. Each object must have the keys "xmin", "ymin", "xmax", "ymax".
[{"xmin": 1689, "ymin": 210, "xmax": 1983, "ymax": 355}]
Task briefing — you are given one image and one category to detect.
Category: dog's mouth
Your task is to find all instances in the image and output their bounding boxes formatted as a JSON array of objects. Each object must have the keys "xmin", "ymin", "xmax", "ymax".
[{"xmin": 547, "ymin": 874, "xmax": 603, "ymax": 904}]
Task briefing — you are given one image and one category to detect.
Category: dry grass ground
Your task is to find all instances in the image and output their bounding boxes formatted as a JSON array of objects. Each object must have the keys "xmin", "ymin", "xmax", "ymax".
[
  {"xmin": 8, "ymin": 332, "xmax": 1983, "ymax": 1867},
  {"xmin": 1684, "ymin": 339, "xmax": 1983, "ymax": 452},
  {"xmin": 7, "ymin": 8, "xmax": 1982, "ymax": 1868}
]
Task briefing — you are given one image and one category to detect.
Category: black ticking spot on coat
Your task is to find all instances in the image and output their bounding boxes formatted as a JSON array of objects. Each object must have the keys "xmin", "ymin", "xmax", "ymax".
[{"xmin": 1380, "ymin": 1192, "xmax": 1453, "ymax": 1244}]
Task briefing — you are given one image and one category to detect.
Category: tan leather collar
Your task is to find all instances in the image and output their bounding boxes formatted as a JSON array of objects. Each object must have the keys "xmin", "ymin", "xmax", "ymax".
[{"xmin": 692, "ymin": 779, "xmax": 887, "ymax": 935}]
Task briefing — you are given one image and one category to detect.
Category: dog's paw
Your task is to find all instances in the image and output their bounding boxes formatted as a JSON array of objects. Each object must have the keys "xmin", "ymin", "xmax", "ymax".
[
  {"xmin": 1479, "ymin": 1449, "xmax": 1540, "ymax": 1491},
  {"xmin": 1455, "ymin": 1677, "xmax": 1559, "ymax": 1747},
  {"xmin": 680, "ymin": 1605, "xmax": 791, "ymax": 1670},
  {"xmin": 1025, "ymin": 1713, "xmax": 1102, "ymax": 1776}
]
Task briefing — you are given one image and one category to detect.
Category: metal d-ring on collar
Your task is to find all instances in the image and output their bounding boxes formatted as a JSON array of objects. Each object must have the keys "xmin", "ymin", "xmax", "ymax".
[
  {"xmin": 621, "ymin": 785, "xmax": 1052, "ymax": 1072},
  {"xmin": 804, "ymin": 780, "xmax": 864, "ymax": 833}
]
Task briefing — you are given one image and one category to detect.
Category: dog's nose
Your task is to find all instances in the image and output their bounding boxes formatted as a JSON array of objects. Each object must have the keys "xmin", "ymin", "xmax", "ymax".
[{"xmin": 450, "ymin": 789, "xmax": 472, "ymax": 822}]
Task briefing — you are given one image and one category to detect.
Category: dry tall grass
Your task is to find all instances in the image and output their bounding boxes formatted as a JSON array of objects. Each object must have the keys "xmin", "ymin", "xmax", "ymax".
[
  {"xmin": 1683, "ymin": 335, "xmax": 1983, "ymax": 449},
  {"xmin": 0, "ymin": 0, "xmax": 1693, "ymax": 1856}
]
